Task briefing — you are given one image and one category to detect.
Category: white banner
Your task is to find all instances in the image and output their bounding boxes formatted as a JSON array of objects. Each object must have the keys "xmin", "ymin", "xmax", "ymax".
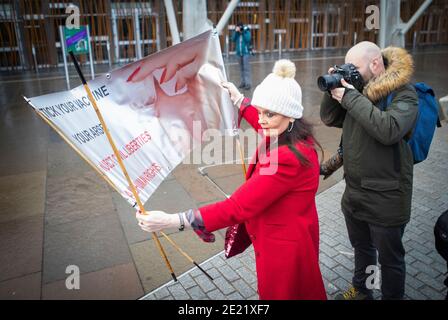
[{"xmin": 25, "ymin": 30, "xmax": 236, "ymax": 206}]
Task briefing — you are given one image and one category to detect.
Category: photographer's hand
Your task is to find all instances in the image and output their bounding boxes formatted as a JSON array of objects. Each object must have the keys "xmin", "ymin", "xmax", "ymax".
[{"xmin": 331, "ymin": 79, "xmax": 355, "ymax": 104}]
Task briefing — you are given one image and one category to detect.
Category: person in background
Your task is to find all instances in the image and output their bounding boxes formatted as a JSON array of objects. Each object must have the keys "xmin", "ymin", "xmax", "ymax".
[{"xmin": 232, "ymin": 21, "xmax": 252, "ymax": 90}]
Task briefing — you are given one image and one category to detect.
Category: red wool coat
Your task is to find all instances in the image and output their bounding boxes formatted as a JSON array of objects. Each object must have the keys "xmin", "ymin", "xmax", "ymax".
[{"xmin": 200, "ymin": 99, "xmax": 327, "ymax": 300}]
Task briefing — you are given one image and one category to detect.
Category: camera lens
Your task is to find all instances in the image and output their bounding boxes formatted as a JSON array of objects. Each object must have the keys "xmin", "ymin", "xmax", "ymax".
[{"xmin": 317, "ymin": 74, "xmax": 343, "ymax": 91}]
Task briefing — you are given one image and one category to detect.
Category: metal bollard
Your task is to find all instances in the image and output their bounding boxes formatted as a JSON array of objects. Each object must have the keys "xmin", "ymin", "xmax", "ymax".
[{"xmin": 279, "ymin": 33, "xmax": 282, "ymax": 59}]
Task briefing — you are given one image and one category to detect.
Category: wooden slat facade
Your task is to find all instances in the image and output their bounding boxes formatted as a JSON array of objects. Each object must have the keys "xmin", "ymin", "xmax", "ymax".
[{"xmin": 1, "ymin": 0, "xmax": 447, "ymax": 70}]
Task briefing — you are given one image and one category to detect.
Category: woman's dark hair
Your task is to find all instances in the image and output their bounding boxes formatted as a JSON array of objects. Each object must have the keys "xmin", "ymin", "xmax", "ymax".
[{"xmin": 278, "ymin": 118, "xmax": 324, "ymax": 167}]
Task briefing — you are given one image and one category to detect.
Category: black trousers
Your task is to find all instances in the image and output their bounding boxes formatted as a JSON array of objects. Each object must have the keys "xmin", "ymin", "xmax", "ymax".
[
  {"xmin": 238, "ymin": 55, "xmax": 251, "ymax": 87},
  {"xmin": 344, "ymin": 213, "xmax": 406, "ymax": 300}
]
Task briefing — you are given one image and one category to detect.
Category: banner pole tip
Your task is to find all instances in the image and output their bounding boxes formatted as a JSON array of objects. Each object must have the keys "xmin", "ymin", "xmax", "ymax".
[{"xmin": 194, "ymin": 262, "xmax": 214, "ymax": 281}]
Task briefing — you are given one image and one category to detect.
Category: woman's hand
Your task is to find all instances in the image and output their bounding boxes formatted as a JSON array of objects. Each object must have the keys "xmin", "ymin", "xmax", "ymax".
[
  {"xmin": 136, "ymin": 210, "xmax": 180, "ymax": 233},
  {"xmin": 221, "ymin": 81, "xmax": 244, "ymax": 107}
]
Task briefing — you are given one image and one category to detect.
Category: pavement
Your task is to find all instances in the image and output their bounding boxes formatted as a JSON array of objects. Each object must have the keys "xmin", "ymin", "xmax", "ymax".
[{"xmin": 142, "ymin": 124, "xmax": 448, "ymax": 300}]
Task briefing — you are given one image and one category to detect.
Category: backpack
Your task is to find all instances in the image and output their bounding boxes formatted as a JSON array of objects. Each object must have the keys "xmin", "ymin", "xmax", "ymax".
[
  {"xmin": 408, "ymin": 83, "xmax": 441, "ymax": 163},
  {"xmin": 384, "ymin": 82, "xmax": 441, "ymax": 164},
  {"xmin": 244, "ymin": 26, "xmax": 255, "ymax": 56}
]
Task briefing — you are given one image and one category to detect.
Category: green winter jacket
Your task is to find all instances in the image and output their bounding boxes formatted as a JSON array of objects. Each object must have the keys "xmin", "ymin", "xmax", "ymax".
[
  {"xmin": 320, "ymin": 47, "xmax": 418, "ymax": 227},
  {"xmin": 232, "ymin": 28, "xmax": 251, "ymax": 56}
]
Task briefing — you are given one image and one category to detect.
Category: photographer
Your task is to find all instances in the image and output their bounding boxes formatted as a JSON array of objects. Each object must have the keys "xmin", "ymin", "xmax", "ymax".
[
  {"xmin": 232, "ymin": 22, "xmax": 252, "ymax": 90},
  {"xmin": 319, "ymin": 41, "xmax": 418, "ymax": 300}
]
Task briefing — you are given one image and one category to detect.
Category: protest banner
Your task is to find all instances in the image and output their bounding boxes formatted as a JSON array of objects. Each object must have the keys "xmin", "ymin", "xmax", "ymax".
[
  {"xmin": 25, "ymin": 30, "xmax": 235, "ymax": 207},
  {"xmin": 25, "ymin": 29, "xmax": 236, "ymax": 280}
]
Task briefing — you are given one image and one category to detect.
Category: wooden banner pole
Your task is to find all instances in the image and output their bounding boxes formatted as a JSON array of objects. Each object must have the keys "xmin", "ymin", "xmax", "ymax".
[
  {"xmin": 236, "ymin": 139, "xmax": 247, "ymax": 178},
  {"xmin": 68, "ymin": 51, "xmax": 178, "ymax": 282}
]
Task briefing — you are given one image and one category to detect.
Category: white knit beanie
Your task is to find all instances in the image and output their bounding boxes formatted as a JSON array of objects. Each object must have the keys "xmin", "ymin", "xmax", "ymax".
[{"xmin": 251, "ymin": 59, "xmax": 303, "ymax": 119}]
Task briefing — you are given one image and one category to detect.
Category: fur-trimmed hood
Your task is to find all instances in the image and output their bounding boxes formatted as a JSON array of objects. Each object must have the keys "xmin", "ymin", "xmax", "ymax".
[{"xmin": 363, "ymin": 47, "xmax": 414, "ymax": 102}]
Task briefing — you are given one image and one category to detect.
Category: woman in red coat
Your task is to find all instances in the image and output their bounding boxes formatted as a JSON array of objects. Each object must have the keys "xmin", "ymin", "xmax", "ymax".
[{"xmin": 137, "ymin": 60, "xmax": 327, "ymax": 300}]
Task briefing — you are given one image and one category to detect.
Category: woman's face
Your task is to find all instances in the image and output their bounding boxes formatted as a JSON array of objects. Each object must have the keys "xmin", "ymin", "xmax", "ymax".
[{"xmin": 256, "ymin": 106, "xmax": 293, "ymax": 137}]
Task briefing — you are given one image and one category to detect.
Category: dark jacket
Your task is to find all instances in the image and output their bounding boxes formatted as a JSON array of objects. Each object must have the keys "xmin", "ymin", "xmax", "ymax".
[
  {"xmin": 320, "ymin": 47, "xmax": 418, "ymax": 227},
  {"xmin": 232, "ymin": 28, "xmax": 251, "ymax": 56}
]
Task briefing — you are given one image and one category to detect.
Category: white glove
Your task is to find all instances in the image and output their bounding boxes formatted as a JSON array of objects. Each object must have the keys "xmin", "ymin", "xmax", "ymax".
[
  {"xmin": 221, "ymin": 81, "xmax": 244, "ymax": 107},
  {"xmin": 136, "ymin": 210, "xmax": 182, "ymax": 233}
]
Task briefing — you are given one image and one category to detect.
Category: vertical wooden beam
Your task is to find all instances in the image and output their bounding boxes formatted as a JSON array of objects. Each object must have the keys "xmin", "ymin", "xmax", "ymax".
[
  {"xmin": 155, "ymin": 0, "xmax": 167, "ymax": 49},
  {"xmin": 336, "ymin": 0, "xmax": 342, "ymax": 48},
  {"xmin": 285, "ymin": 0, "xmax": 291, "ymax": 50},
  {"xmin": 13, "ymin": 0, "xmax": 31, "ymax": 69},
  {"xmin": 41, "ymin": 0, "xmax": 57, "ymax": 66},
  {"xmin": 323, "ymin": 0, "xmax": 328, "ymax": 48},
  {"xmin": 104, "ymin": 0, "xmax": 115, "ymax": 63},
  {"xmin": 259, "ymin": 0, "xmax": 266, "ymax": 52},
  {"xmin": 302, "ymin": 0, "xmax": 309, "ymax": 49},
  {"xmin": 267, "ymin": 0, "xmax": 275, "ymax": 51},
  {"xmin": 309, "ymin": 0, "xmax": 314, "ymax": 49},
  {"xmin": 22, "ymin": 0, "xmax": 31, "ymax": 67}
]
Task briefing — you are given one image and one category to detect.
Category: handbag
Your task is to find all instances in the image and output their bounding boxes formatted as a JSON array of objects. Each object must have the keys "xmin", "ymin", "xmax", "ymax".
[{"xmin": 224, "ymin": 223, "xmax": 252, "ymax": 258}]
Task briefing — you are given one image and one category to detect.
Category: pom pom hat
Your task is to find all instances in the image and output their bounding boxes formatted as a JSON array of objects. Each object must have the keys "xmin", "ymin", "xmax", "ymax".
[{"xmin": 251, "ymin": 59, "xmax": 304, "ymax": 119}]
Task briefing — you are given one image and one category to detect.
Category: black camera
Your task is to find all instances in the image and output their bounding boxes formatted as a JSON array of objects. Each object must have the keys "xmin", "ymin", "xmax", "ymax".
[{"xmin": 317, "ymin": 63, "xmax": 364, "ymax": 92}]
